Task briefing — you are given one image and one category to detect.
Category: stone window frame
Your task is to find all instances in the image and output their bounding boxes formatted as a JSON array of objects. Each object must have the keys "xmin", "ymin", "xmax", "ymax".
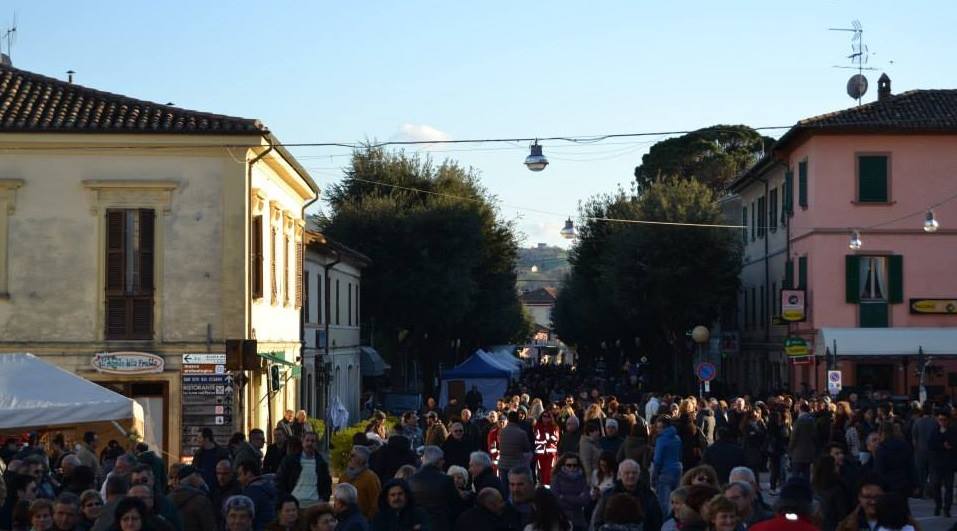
[{"xmin": 0, "ymin": 179, "xmax": 24, "ymax": 299}]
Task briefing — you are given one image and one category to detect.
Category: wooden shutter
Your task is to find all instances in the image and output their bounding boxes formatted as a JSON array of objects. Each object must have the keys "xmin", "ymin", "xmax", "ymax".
[
  {"xmin": 271, "ymin": 227, "xmax": 278, "ymax": 301},
  {"xmin": 252, "ymin": 216, "xmax": 263, "ymax": 298},
  {"xmin": 784, "ymin": 259, "xmax": 794, "ymax": 289},
  {"xmin": 859, "ymin": 156, "xmax": 888, "ymax": 202},
  {"xmin": 798, "ymin": 256, "xmax": 808, "ymax": 290},
  {"xmin": 769, "ymin": 188, "xmax": 778, "ymax": 231},
  {"xmin": 105, "ymin": 210, "xmax": 127, "ymax": 338},
  {"xmin": 284, "ymin": 233, "xmax": 290, "ymax": 305},
  {"xmin": 888, "ymin": 255, "xmax": 903, "ymax": 303},
  {"xmin": 798, "ymin": 160, "xmax": 808, "ymax": 208},
  {"xmin": 750, "ymin": 202, "xmax": 755, "ymax": 241},
  {"xmin": 845, "ymin": 255, "xmax": 860, "ymax": 303},
  {"xmin": 303, "ymin": 272, "xmax": 310, "ymax": 322},
  {"xmin": 741, "ymin": 207, "xmax": 748, "ymax": 244},
  {"xmin": 784, "ymin": 170, "xmax": 793, "ymax": 215},
  {"xmin": 131, "ymin": 298, "xmax": 153, "ymax": 337},
  {"xmin": 348, "ymin": 282, "xmax": 352, "ymax": 326},
  {"xmin": 138, "ymin": 210, "xmax": 155, "ymax": 292},
  {"xmin": 295, "ymin": 237, "xmax": 303, "ymax": 309},
  {"xmin": 757, "ymin": 196, "xmax": 766, "ymax": 237}
]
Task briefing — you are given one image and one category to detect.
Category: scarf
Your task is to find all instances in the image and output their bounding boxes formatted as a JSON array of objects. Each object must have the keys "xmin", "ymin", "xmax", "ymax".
[{"xmin": 343, "ymin": 464, "xmax": 367, "ymax": 481}]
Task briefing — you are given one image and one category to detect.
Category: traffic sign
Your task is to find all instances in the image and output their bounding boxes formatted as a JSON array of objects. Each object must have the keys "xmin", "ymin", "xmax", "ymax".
[
  {"xmin": 695, "ymin": 362, "xmax": 717, "ymax": 382},
  {"xmin": 827, "ymin": 370, "xmax": 842, "ymax": 396}
]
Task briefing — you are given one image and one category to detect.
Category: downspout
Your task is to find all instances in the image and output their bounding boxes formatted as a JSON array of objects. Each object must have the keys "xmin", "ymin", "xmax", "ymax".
[
  {"xmin": 320, "ymin": 253, "xmax": 341, "ymax": 453},
  {"xmin": 246, "ymin": 141, "xmax": 273, "ymax": 435}
]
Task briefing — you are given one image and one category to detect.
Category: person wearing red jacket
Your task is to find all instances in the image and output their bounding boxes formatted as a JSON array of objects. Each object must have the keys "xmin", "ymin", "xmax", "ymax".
[
  {"xmin": 487, "ymin": 414, "xmax": 506, "ymax": 473},
  {"xmin": 534, "ymin": 412, "xmax": 560, "ymax": 484}
]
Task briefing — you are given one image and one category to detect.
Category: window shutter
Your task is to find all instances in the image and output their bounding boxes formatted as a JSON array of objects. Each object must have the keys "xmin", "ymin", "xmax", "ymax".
[
  {"xmin": 295, "ymin": 237, "xmax": 303, "ymax": 309},
  {"xmin": 304, "ymin": 272, "xmax": 310, "ymax": 322},
  {"xmin": 284, "ymin": 233, "xmax": 290, "ymax": 305},
  {"xmin": 845, "ymin": 255, "xmax": 860, "ymax": 303},
  {"xmin": 784, "ymin": 260, "xmax": 794, "ymax": 289},
  {"xmin": 750, "ymin": 202, "xmax": 755, "ymax": 241},
  {"xmin": 798, "ymin": 160, "xmax": 808, "ymax": 208},
  {"xmin": 757, "ymin": 196, "xmax": 766, "ymax": 237},
  {"xmin": 741, "ymin": 207, "xmax": 748, "ymax": 244},
  {"xmin": 784, "ymin": 170, "xmax": 793, "ymax": 215},
  {"xmin": 131, "ymin": 298, "xmax": 153, "ymax": 337},
  {"xmin": 106, "ymin": 211, "xmax": 126, "ymax": 291},
  {"xmin": 106, "ymin": 298, "xmax": 127, "ymax": 338},
  {"xmin": 859, "ymin": 156, "xmax": 888, "ymax": 202},
  {"xmin": 798, "ymin": 256, "xmax": 808, "ymax": 290},
  {"xmin": 769, "ymin": 188, "xmax": 778, "ymax": 231},
  {"xmin": 138, "ymin": 209, "xmax": 155, "ymax": 292},
  {"xmin": 888, "ymin": 255, "xmax": 903, "ymax": 303},
  {"xmin": 271, "ymin": 228, "xmax": 278, "ymax": 302},
  {"xmin": 252, "ymin": 216, "xmax": 263, "ymax": 298}
]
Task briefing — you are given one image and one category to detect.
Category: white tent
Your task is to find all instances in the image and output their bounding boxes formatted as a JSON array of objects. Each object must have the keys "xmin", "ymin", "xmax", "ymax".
[{"xmin": 0, "ymin": 353, "xmax": 144, "ymax": 430}]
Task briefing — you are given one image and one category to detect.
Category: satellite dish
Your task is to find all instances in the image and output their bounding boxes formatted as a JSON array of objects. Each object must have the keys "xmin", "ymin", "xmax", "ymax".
[{"xmin": 847, "ymin": 74, "xmax": 868, "ymax": 100}]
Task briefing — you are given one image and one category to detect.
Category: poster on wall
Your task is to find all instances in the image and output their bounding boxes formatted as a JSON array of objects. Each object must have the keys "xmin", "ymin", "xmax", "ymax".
[
  {"xmin": 181, "ymin": 353, "xmax": 232, "ymax": 461},
  {"xmin": 781, "ymin": 289, "xmax": 807, "ymax": 322}
]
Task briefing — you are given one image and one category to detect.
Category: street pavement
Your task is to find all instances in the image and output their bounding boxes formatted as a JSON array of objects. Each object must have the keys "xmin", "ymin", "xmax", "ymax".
[{"xmin": 757, "ymin": 473, "xmax": 956, "ymax": 531}]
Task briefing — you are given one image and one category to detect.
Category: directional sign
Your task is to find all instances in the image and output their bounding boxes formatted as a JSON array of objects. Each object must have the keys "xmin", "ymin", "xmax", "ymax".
[
  {"xmin": 695, "ymin": 362, "xmax": 717, "ymax": 382},
  {"xmin": 183, "ymin": 353, "xmax": 227, "ymax": 364}
]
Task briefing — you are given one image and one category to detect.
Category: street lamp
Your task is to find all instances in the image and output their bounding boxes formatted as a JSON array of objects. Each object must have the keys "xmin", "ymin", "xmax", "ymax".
[
  {"xmin": 849, "ymin": 230, "xmax": 863, "ymax": 250},
  {"xmin": 924, "ymin": 210, "xmax": 939, "ymax": 233},
  {"xmin": 692, "ymin": 325, "xmax": 710, "ymax": 395},
  {"xmin": 560, "ymin": 218, "xmax": 577, "ymax": 240},
  {"xmin": 524, "ymin": 140, "xmax": 549, "ymax": 172}
]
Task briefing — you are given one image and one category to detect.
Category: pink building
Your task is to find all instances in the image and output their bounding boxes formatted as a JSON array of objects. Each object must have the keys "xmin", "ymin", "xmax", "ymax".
[{"xmin": 732, "ymin": 75, "xmax": 957, "ymax": 400}]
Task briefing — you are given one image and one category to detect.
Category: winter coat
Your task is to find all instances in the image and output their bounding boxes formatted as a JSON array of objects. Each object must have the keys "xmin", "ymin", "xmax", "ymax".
[
  {"xmin": 698, "ymin": 409, "xmax": 716, "ymax": 445},
  {"xmin": 929, "ymin": 425, "xmax": 957, "ymax": 470},
  {"xmin": 788, "ymin": 413, "xmax": 817, "ymax": 465},
  {"xmin": 442, "ymin": 436, "xmax": 478, "ymax": 471},
  {"xmin": 677, "ymin": 418, "xmax": 706, "ymax": 470},
  {"xmin": 426, "ymin": 422, "xmax": 450, "ymax": 447},
  {"xmin": 550, "ymin": 468, "xmax": 590, "ymax": 528},
  {"xmin": 193, "ymin": 444, "xmax": 231, "ymax": 492},
  {"xmin": 702, "ymin": 440, "xmax": 746, "ymax": 485},
  {"xmin": 652, "ymin": 426, "xmax": 682, "ymax": 477},
  {"xmin": 814, "ymin": 483, "xmax": 851, "ymax": 531},
  {"xmin": 558, "ymin": 430, "xmax": 580, "ymax": 456},
  {"xmin": 454, "ymin": 506, "xmax": 514, "ymax": 531},
  {"xmin": 275, "ymin": 451, "xmax": 333, "ymax": 501},
  {"xmin": 370, "ymin": 436, "xmax": 420, "ymax": 480},
  {"xmin": 371, "ymin": 479, "xmax": 432, "ymax": 531},
  {"xmin": 233, "ymin": 442, "xmax": 264, "ymax": 469},
  {"xmin": 409, "ymin": 464, "xmax": 462, "ymax": 531},
  {"xmin": 616, "ymin": 436, "xmax": 652, "ymax": 474},
  {"xmin": 341, "ymin": 468, "xmax": 382, "ymax": 520},
  {"xmin": 873, "ymin": 437, "xmax": 915, "ymax": 495},
  {"xmin": 337, "ymin": 504, "xmax": 371, "ymax": 531},
  {"xmin": 242, "ymin": 476, "xmax": 278, "ymax": 531},
  {"xmin": 473, "ymin": 466, "xmax": 507, "ymax": 499},
  {"xmin": 498, "ymin": 425, "xmax": 532, "ymax": 471},
  {"xmin": 168, "ymin": 485, "xmax": 217, "ymax": 531},
  {"xmin": 589, "ymin": 481, "xmax": 662, "ymax": 531},
  {"xmin": 742, "ymin": 420, "xmax": 768, "ymax": 472}
]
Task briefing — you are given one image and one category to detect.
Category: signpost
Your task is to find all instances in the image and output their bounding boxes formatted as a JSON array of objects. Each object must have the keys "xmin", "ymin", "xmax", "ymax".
[
  {"xmin": 695, "ymin": 362, "xmax": 716, "ymax": 394},
  {"xmin": 827, "ymin": 370, "xmax": 842, "ymax": 397},
  {"xmin": 181, "ymin": 353, "xmax": 231, "ymax": 460}
]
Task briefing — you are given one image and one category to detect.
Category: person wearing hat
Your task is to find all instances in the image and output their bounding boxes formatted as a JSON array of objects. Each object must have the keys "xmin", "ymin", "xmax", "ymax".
[
  {"xmin": 168, "ymin": 465, "xmax": 217, "ymax": 531},
  {"xmin": 749, "ymin": 477, "xmax": 818, "ymax": 531},
  {"xmin": 339, "ymin": 445, "xmax": 381, "ymax": 520}
]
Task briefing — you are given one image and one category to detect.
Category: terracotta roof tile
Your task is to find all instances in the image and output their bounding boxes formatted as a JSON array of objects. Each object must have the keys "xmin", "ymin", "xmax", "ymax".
[{"xmin": 0, "ymin": 63, "xmax": 265, "ymax": 135}]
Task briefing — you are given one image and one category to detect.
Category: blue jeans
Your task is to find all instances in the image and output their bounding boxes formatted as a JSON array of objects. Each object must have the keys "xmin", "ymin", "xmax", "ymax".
[{"xmin": 655, "ymin": 468, "xmax": 682, "ymax": 516}]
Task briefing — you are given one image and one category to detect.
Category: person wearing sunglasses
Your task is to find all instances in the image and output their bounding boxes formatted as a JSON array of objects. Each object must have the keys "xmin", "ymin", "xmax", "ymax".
[{"xmin": 549, "ymin": 454, "xmax": 590, "ymax": 530}]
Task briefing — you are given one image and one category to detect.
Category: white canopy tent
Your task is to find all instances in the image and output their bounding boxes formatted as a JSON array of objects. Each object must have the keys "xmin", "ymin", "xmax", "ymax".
[{"xmin": 0, "ymin": 353, "xmax": 144, "ymax": 430}]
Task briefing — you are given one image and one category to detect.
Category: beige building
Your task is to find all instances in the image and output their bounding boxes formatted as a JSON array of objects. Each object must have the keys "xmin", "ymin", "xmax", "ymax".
[{"xmin": 0, "ymin": 61, "xmax": 317, "ymax": 460}]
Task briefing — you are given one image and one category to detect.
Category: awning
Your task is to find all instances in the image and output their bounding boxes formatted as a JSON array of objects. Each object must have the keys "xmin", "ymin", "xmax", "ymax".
[
  {"xmin": 258, "ymin": 351, "xmax": 296, "ymax": 366},
  {"xmin": 816, "ymin": 327, "xmax": 957, "ymax": 357},
  {"xmin": 360, "ymin": 347, "xmax": 390, "ymax": 377},
  {"xmin": 0, "ymin": 353, "xmax": 144, "ymax": 430}
]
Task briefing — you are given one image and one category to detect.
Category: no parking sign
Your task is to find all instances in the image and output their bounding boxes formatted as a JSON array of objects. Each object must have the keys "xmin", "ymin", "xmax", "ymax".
[{"xmin": 827, "ymin": 370, "xmax": 842, "ymax": 396}]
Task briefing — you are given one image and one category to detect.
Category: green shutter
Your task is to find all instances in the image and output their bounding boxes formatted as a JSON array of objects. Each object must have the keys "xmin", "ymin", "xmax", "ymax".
[
  {"xmin": 888, "ymin": 255, "xmax": 903, "ymax": 303},
  {"xmin": 860, "ymin": 302, "xmax": 889, "ymax": 328},
  {"xmin": 798, "ymin": 160, "xmax": 808, "ymax": 208},
  {"xmin": 742, "ymin": 206, "xmax": 748, "ymax": 244},
  {"xmin": 798, "ymin": 256, "xmax": 808, "ymax": 289},
  {"xmin": 785, "ymin": 260, "xmax": 794, "ymax": 289},
  {"xmin": 859, "ymin": 156, "xmax": 888, "ymax": 202},
  {"xmin": 845, "ymin": 255, "xmax": 860, "ymax": 303},
  {"xmin": 784, "ymin": 170, "xmax": 793, "ymax": 214}
]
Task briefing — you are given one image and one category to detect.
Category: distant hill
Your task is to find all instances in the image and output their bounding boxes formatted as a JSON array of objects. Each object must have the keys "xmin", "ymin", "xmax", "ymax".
[{"xmin": 516, "ymin": 244, "xmax": 569, "ymax": 292}]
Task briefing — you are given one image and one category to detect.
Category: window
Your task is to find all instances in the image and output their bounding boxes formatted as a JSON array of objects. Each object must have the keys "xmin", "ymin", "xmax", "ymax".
[
  {"xmin": 355, "ymin": 283, "xmax": 360, "ymax": 326},
  {"xmin": 858, "ymin": 155, "xmax": 889, "ymax": 202},
  {"xmin": 785, "ymin": 259, "xmax": 794, "ymax": 289},
  {"xmin": 859, "ymin": 257, "xmax": 888, "ymax": 301},
  {"xmin": 318, "ymin": 272, "xmax": 324, "ymax": 324},
  {"xmin": 270, "ymin": 226, "xmax": 278, "ymax": 302},
  {"xmin": 750, "ymin": 287, "xmax": 756, "ymax": 328},
  {"xmin": 772, "ymin": 281, "xmax": 778, "ymax": 315},
  {"xmin": 750, "ymin": 201, "xmax": 756, "ymax": 241},
  {"xmin": 283, "ymin": 232, "xmax": 290, "ymax": 305},
  {"xmin": 798, "ymin": 256, "xmax": 808, "ymax": 290},
  {"xmin": 105, "ymin": 209, "xmax": 155, "ymax": 339},
  {"xmin": 784, "ymin": 169, "xmax": 793, "ymax": 216},
  {"xmin": 798, "ymin": 160, "xmax": 808, "ymax": 208},
  {"xmin": 757, "ymin": 196, "xmax": 766, "ymax": 238},
  {"xmin": 295, "ymin": 235, "xmax": 303, "ymax": 309},
  {"xmin": 347, "ymin": 282, "xmax": 352, "ymax": 326},
  {"xmin": 251, "ymin": 216, "xmax": 263, "ymax": 299},
  {"xmin": 769, "ymin": 188, "xmax": 778, "ymax": 232},
  {"xmin": 760, "ymin": 285, "xmax": 766, "ymax": 327},
  {"xmin": 743, "ymin": 290, "xmax": 749, "ymax": 329},
  {"xmin": 304, "ymin": 272, "xmax": 310, "ymax": 323},
  {"xmin": 335, "ymin": 278, "xmax": 340, "ymax": 325},
  {"xmin": 845, "ymin": 255, "xmax": 903, "ymax": 328},
  {"xmin": 741, "ymin": 206, "xmax": 748, "ymax": 245}
]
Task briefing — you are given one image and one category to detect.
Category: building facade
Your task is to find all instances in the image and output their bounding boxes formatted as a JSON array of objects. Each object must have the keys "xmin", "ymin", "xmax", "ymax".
[
  {"xmin": 733, "ymin": 75, "xmax": 957, "ymax": 399},
  {"xmin": 0, "ymin": 62, "xmax": 317, "ymax": 459}
]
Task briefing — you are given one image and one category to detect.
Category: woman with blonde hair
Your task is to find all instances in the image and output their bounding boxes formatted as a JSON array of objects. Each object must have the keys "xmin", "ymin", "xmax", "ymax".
[
  {"xmin": 584, "ymin": 404, "xmax": 606, "ymax": 436},
  {"xmin": 529, "ymin": 398, "xmax": 545, "ymax": 422}
]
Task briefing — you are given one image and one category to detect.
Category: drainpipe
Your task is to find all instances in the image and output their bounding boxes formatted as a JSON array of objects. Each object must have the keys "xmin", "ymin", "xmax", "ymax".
[
  {"xmin": 320, "ymin": 253, "xmax": 341, "ymax": 453},
  {"xmin": 300, "ymin": 187, "xmax": 321, "ymax": 418},
  {"xmin": 245, "ymin": 141, "xmax": 273, "ymax": 435},
  {"xmin": 758, "ymin": 174, "xmax": 771, "ymax": 395}
]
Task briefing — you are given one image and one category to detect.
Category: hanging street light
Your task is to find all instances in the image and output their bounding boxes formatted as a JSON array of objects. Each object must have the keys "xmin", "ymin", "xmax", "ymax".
[
  {"xmin": 560, "ymin": 218, "xmax": 577, "ymax": 240},
  {"xmin": 530, "ymin": 265, "xmax": 539, "ymax": 273},
  {"xmin": 924, "ymin": 210, "xmax": 939, "ymax": 232},
  {"xmin": 524, "ymin": 140, "xmax": 549, "ymax": 172},
  {"xmin": 849, "ymin": 230, "xmax": 863, "ymax": 250}
]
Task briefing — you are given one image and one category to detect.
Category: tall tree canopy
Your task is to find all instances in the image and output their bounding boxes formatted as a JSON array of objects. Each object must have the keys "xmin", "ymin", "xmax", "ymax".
[
  {"xmin": 322, "ymin": 146, "xmax": 530, "ymax": 393},
  {"xmin": 634, "ymin": 124, "xmax": 775, "ymax": 192},
  {"xmin": 552, "ymin": 178, "xmax": 741, "ymax": 391}
]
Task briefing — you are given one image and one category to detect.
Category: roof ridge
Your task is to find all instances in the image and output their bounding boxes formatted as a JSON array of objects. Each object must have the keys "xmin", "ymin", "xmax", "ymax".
[{"xmin": 0, "ymin": 63, "xmax": 266, "ymax": 134}]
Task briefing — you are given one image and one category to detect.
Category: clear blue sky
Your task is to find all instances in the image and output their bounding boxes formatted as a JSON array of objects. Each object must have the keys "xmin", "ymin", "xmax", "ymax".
[{"xmin": 7, "ymin": 1, "xmax": 956, "ymax": 247}]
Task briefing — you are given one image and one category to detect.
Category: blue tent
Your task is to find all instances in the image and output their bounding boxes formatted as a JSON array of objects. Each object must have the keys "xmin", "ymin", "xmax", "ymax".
[{"xmin": 438, "ymin": 354, "xmax": 511, "ymax": 411}]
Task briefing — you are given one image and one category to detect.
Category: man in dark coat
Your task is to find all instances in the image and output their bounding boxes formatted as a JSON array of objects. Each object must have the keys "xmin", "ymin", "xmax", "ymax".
[
  {"xmin": 262, "ymin": 428, "xmax": 287, "ymax": 474},
  {"xmin": 370, "ymin": 435, "xmax": 419, "ymax": 480},
  {"xmin": 455, "ymin": 487, "xmax": 515, "ymax": 531},
  {"xmin": 469, "ymin": 451, "xmax": 507, "ymax": 499},
  {"xmin": 237, "ymin": 459, "xmax": 277, "ymax": 531},
  {"xmin": 275, "ymin": 432, "xmax": 332, "ymax": 506},
  {"xmin": 192, "ymin": 428, "xmax": 230, "ymax": 493},
  {"xmin": 442, "ymin": 423, "xmax": 478, "ymax": 471},
  {"xmin": 371, "ymin": 479, "xmax": 432, "ymax": 531},
  {"xmin": 788, "ymin": 403, "xmax": 817, "ymax": 478},
  {"xmin": 702, "ymin": 427, "xmax": 747, "ymax": 484},
  {"xmin": 928, "ymin": 408, "xmax": 957, "ymax": 517},
  {"xmin": 589, "ymin": 459, "xmax": 663, "ymax": 531},
  {"xmin": 168, "ymin": 466, "xmax": 217, "ymax": 531},
  {"xmin": 465, "ymin": 386, "xmax": 484, "ymax": 414},
  {"xmin": 409, "ymin": 446, "xmax": 462, "ymax": 531}
]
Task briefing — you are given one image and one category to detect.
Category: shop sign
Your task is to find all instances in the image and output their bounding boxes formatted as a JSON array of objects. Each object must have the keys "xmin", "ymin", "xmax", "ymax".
[
  {"xmin": 784, "ymin": 337, "xmax": 810, "ymax": 357},
  {"xmin": 781, "ymin": 289, "xmax": 807, "ymax": 322},
  {"xmin": 910, "ymin": 298, "xmax": 957, "ymax": 315},
  {"xmin": 92, "ymin": 352, "xmax": 164, "ymax": 375}
]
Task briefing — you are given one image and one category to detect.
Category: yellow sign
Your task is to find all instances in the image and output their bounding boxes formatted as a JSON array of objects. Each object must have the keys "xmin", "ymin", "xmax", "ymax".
[
  {"xmin": 781, "ymin": 289, "xmax": 807, "ymax": 322},
  {"xmin": 910, "ymin": 299, "xmax": 957, "ymax": 315},
  {"xmin": 784, "ymin": 337, "xmax": 810, "ymax": 357}
]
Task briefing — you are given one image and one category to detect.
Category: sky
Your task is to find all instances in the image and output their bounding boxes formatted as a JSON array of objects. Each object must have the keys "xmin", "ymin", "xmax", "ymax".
[{"xmin": 5, "ymin": 1, "xmax": 956, "ymax": 247}]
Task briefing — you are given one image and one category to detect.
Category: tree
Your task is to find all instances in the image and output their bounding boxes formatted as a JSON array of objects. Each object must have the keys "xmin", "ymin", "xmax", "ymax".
[
  {"xmin": 552, "ymin": 178, "xmax": 741, "ymax": 391},
  {"xmin": 321, "ymin": 146, "xmax": 530, "ymax": 395},
  {"xmin": 634, "ymin": 125, "xmax": 775, "ymax": 192}
]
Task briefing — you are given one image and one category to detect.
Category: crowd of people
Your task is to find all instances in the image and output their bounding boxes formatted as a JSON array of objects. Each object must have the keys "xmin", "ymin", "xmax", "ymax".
[{"xmin": 1, "ymin": 365, "xmax": 956, "ymax": 531}]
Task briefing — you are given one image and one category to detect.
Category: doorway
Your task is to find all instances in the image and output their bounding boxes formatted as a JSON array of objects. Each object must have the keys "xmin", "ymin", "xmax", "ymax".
[
  {"xmin": 856, "ymin": 364, "xmax": 894, "ymax": 393},
  {"xmin": 99, "ymin": 381, "xmax": 168, "ymax": 456}
]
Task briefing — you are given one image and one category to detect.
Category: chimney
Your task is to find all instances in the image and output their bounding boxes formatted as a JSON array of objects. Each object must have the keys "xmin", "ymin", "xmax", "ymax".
[
  {"xmin": 66, "ymin": 70, "xmax": 75, "ymax": 83},
  {"xmin": 878, "ymin": 73, "xmax": 891, "ymax": 101},
  {"xmin": 0, "ymin": 53, "xmax": 10, "ymax": 67}
]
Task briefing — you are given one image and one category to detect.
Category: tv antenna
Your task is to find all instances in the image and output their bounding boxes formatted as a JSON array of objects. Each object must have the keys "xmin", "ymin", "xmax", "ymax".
[
  {"xmin": 1, "ymin": 12, "xmax": 17, "ymax": 62},
  {"xmin": 830, "ymin": 20, "xmax": 878, "ymax": 105}
]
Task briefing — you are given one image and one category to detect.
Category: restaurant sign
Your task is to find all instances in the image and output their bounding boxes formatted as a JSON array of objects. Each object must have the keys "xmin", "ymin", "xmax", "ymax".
[
  {"xmin": 910, "ymin": 298, "xmax": 957, "ymax": 315},
  {"xmin": 92, "ymin": 352, "xmax": 165, "ymax": 375},
  {"xmin": 784, "ymin": 337, "xmax": 810, "ymax": 357}
]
